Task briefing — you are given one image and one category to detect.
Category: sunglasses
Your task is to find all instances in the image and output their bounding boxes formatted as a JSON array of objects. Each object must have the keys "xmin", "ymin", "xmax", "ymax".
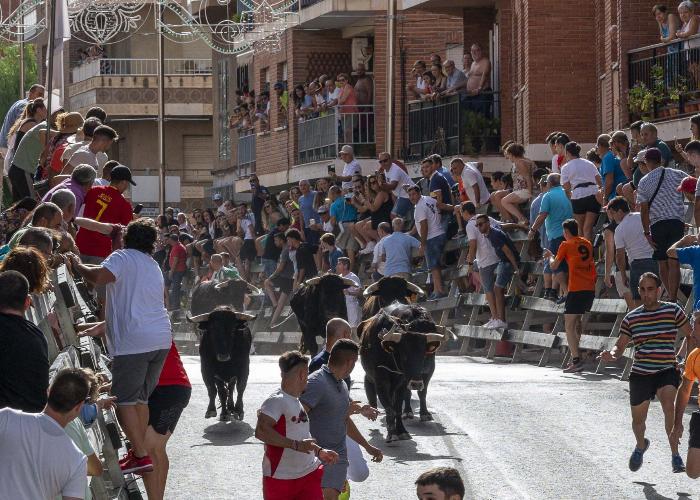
[{"xmin": 378, "ymin": 159, "xmax": 390, "ymax": 163}]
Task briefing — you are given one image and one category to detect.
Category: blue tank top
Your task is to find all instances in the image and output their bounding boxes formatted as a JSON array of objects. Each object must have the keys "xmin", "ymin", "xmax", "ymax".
[{"xmin": 662, "ymin": 23, "xmax": 680, "ymax": 53}]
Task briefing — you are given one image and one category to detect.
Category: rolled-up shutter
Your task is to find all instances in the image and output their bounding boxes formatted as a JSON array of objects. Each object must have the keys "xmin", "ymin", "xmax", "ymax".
[{"xmin": 183, "ymin": 135, "xmax": 214, "ymax": 183}]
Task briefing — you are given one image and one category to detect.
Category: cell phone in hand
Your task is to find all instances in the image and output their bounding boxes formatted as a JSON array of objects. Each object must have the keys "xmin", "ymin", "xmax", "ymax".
[
  {"xmin": 133, "ymin": 204, "xmax": 144, "ymax": 215},
  {"xmin": 327, "ymin": 164, "xmax": 336, "ymax": 174}
]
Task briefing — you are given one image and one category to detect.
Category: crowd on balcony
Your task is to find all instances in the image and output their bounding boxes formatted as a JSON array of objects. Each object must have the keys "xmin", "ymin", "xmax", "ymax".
[{"xmin": 407, "ymin": 44, "xmax": 492, "ymax": 116}]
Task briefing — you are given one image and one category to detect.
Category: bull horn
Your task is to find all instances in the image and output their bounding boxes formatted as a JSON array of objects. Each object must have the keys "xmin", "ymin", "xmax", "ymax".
[
  {"xmin": 424, "ymin": 332, "xmax": 446, "ymax": 343},
  {"xmin": 187, "ymin": 313, "xmax": 210, "ymax": 323},
  {"xmin": 214, "ymin": 280, "xmax": 232, "ymax": 290},
  {"xmin": 245, "ymin": 281, "xmax": 262, "ymax": 295},
  {"xmin": 304, "ymin": 276, "xmax": 322, "ymax": 286},
  {"xmin": 435, "ymin": 325, "xmax": 458, "ymax": 341},
  {"xmin": 342, "ymin": 277, "xmax": 358, "ymax": 287},
  {"xmin": 236, "ymin": 312, "xmax": 256, "ymax": 321},
  {"xmin": 378, "ymin": 323, "xmax": 403, "ymax": 343},
  {"xmin": 363, "ymin": 282, "xmax": 379, "ymax": 297},
  {"xmin": 406, "ymin": 281, "xmax": 425, "ymax": 296}
]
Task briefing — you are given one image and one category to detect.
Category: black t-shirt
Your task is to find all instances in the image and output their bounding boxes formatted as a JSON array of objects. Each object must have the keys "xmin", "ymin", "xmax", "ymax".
[
  {"xmin": 0, "ymin": 313, "xmax": 49, "ymax": 412},
  {"xmin": 262, "ymin": 228, "xmax": 282, "ymax": 261},
  {"xmin": 296, "ymin": 243, "xmax": 318, "ymax": 277}
]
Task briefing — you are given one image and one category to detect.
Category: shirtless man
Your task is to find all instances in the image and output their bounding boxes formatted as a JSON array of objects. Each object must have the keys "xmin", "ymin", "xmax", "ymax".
[
  {"xmin": 465, "ymin": 43, "xmax": 492, "ymax": 115},
  {"xmin": 354, "ymin": 63, "xmax": 373, "ymax": 106}
]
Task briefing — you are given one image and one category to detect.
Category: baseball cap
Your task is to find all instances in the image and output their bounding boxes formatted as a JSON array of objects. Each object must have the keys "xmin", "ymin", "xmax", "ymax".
[
  {"xmin": 636, "ymin": 147, "xmax": 661, "ymax": 163},
  {"xmin": 273, "ymin": 82, "xmax": 285, "ymax": 90},
  {"xmin": 678, "ymin": 176, "xmax": 698, "ymax": 194},
  {"xmin": 317, "ymin": 205, "xmax": 329, "ymax": 214},
  {"xmin": 110, "ymin": 165, "xmax": 136, "ymax": 186},
  {"xmin": 213, "ymin": 193, "xmax": 223, "ymax": 201}
]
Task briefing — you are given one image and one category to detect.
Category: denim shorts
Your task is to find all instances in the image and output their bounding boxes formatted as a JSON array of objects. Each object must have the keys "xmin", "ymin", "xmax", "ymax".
[
  {"xmin": 425, "ymin": 233, "xmax": 446, "ymax": 270},
  {"xmin": 479, "ymin": 261, "xmax": 514, "ymax": 293},
  {"xmin": 262, "ymin": 258, "xmax": 277, "ymax": 277},
  {"xmin": 549, "ymin": 237, "xmax": 568, "ymax": 274},
  {"xmin": 393, "ymin": 196, "xmax": 412, "ymax": 217}
]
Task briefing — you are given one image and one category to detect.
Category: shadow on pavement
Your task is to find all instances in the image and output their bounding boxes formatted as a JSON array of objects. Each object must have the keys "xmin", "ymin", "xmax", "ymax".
[
  {"xmin": 402, "ymin": 419, "xmax": 468, "ymax": 438},
  {"xmin": 367, "ymin": 428, "xmax": 463, "ymax": 464},
  {"xmin": 196, "ymin": 420, "xmax": 255, "ymax": 447},
  {"xmin": 632, "ymin": 481, "xmax": 691, "ymax": 500}
]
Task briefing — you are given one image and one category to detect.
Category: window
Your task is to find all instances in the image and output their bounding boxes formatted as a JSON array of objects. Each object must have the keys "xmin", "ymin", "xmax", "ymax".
[{"xmin": 218, "ymin": 59, "xmax": 231, "ymax": 160}]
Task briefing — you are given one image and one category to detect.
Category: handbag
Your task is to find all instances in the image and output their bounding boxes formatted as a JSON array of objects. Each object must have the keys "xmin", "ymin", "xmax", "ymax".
[{"xmin": 647, "ymin": 168, "xmax": 666, "ymax": 209}]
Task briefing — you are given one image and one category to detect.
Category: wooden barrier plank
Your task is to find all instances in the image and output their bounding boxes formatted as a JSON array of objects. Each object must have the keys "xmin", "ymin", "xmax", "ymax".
[
  {"xmin": 454, "ymin": 324, "xmax": 505, "ymax": 342},
  {"xmin": 505, "ymin": 329, "xmax": 559, "ymax": 348},
  {"xmin": 422, "ymin": 295, "xmax": 460, "ymax": 312}
]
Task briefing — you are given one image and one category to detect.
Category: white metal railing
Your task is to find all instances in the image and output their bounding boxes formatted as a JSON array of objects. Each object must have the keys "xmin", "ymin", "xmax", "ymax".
[
  {"xmin": 238, "ymin": 132, "xmax": 256, "ymax": 178},
  {"xmin": 71, "ymin": 58, "xmax": 213, "ymax": 83},
  {"xmin": 298, "ymin": 105, "xmax": 375, "ymax": 164}
]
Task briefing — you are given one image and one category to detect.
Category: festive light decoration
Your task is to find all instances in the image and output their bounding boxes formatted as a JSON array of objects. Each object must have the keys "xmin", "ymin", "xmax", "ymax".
[{"xmin": 0, "ymin": 0, "xmax": 299, "ymax": 53}]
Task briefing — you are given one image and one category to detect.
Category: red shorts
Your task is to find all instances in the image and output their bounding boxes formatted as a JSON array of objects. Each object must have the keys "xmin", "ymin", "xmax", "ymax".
[{"xmin": 263, "ymin": 465, "xmax": 324, "ymax": 500}]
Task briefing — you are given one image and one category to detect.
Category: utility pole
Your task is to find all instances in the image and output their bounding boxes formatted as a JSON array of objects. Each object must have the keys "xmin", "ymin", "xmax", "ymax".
[
  {"xmin": 385, "ymin": 0, "xmax": 396, "ymax": 156},
  {"xmin": 157, "ymin": 1, "xmax": 166, "ymax": 213}
]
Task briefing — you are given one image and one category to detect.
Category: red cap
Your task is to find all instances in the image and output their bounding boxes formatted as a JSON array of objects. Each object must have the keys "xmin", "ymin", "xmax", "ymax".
[{"xmin": 678, "ymin": 176, "xmax": 697, "ymax": 194}]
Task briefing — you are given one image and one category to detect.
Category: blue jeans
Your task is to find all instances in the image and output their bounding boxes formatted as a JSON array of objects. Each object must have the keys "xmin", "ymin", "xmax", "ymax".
[{"xmin": 167, "ymin": 271, "xmax": 185, "ymax": 311}]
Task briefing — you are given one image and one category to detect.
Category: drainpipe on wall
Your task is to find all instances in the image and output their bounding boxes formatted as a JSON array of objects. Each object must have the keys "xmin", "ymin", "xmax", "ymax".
[{"xmin": 386, "ymin": 0, "xmax": 396, "ymax": 155}]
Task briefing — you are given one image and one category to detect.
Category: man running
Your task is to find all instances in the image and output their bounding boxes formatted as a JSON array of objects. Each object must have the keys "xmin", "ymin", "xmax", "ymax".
[
  {"xmin": 256, "ymin": 351, "xmax": 339, "ymax": 499},
  {"xmin": 671, "ymin": 331, "xmax": 700, "ymax": 479},
  {"xmin": 599, "ymin": 272, "xmax": 692, "ymax": 473}
]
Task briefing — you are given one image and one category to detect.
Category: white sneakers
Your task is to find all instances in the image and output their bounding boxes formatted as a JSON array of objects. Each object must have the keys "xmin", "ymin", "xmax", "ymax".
[
  {"xmin": 359, "ymin": 241, "xmax": 376, "ymax": 255},
  {"xmin": 483, "ymin": 319, "xmax": 507, "ymax": 329}
]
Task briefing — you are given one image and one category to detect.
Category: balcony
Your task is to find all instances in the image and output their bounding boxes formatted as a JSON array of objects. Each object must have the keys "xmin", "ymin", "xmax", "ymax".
[
  {"xmin": 67, "ymin": 58, "xmax": 213, "ymax": 117},
  {"xmin": 407, "ymin": 93, "xmax": 500, "ymax": 161},
  {"xmin": 628, "ymin": 36, "xmax": 700, "ymax": 122},
  {"xmin": 238, "ymin": 132, "xmax": 256, "ymax": 178},
  {"xmin": 298, "ymin": 105, "xmax": 376, "ymax": 164},
  {"xmin": 298, "ymin": 0, "xmax": 383, "ymax": 29}
]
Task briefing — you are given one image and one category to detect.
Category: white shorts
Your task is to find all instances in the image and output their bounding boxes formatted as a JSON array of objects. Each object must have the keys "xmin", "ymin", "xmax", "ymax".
[
  {"xmin": 346, "ymin": 436, "xmax": 369, "ymax": 482},
  {"xmin": 511, "ymin": 189, "xmax": 531, "ymax": 201},
  {"xmin": 614, "ymin": 270, "xmax": 630, "ymax": 298}
]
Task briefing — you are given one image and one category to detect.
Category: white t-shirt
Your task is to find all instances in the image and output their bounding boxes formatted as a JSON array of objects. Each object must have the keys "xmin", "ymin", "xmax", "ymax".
[
  {"xmin": 260, "ymin": 389, "xmax": 320, "ymax": 480},
  {"xmin": 62, "ymin": 140, "xmax": 108, "ymax": 168},
  {"xmin": 342, "ymin": 160, "xmax": 362, "ymax": 191},
  {"xmin": 461, "ymin": 163, "xmax": 491, "ymax": 206},
  {"xmin": 93, "ymin": 178, "xmax": 110, "ymax": 187},
  {"xmin": 416, "ymin": 77, "xmax": 427, "ymax": 91},
  {"xmin": 342, "ymin": 272, "xmax": 362, "ymax": 327},
  {"xmin": 561, "ymin": 158, "xmax": 600, "ymax": 199},
  {"xmin": 67, "ymin": 144, "xmax": 107, "ymax": 170},
  {"xmin": 551, "ymin": 154, "xmax": 560, "ymax": 174},
  {"xmin": 0, "ymin": 409, "xmax": 87, "ymax": 500},
  {"xmin": 240, "ymin": 213, "xmax": 255, "ymax": 240},
  {"xmin": 465, "ymin": 216, "xmax": 500, "ymax": 268},
  {"xmin": 373, "ymin": 235, "xmax": 387, "ymax": 275},
  {"xmin": 614, "ymin": 212, "xmax": 654, "ymax": 262},
  {"xmin": 413, "ymin": 195, "xmax": 444, "ymax": 240},
  {"xmin": 103, "ymin": 248, "xmax": 172, "ymax": 356},
  {"xmin": 385, "ymin": 163, "xmax": 414, "ymax": 199}
]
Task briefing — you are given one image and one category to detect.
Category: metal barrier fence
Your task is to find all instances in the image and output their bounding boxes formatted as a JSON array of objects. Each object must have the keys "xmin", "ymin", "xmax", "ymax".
[
  {"xmin": 407, "ymin": 93, "xmax": 500, "ymax": 161},
  {"xmin": 28, "ymin": 265, "xmax": 140, "ymax": 499},
  {"xmin": 238, "ymin": 132, "xmax": 256, "ymax": 178},
  {"xmin": 298, "ymin": 105, "xmax": 376, "ymax": 164},
  {"xmin": 71, "ymin": 58, "xmax": 213, "ymax": 83},
  {"xmin": 628, "ymin": 35, "xmax": 700, "ymax": 121}
]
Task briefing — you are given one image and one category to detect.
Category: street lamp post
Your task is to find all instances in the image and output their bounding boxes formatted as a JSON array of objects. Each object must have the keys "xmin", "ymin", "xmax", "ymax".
[{"xmin": 157, "ymin": 1, "xmax": 166, "ymax": 213}]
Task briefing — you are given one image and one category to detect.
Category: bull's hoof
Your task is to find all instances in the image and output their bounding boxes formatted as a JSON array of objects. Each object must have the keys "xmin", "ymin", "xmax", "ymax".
[
  {"xmin": 420, "ymin": 412, "xmax": 433, "ymax": 422},
  {"xmin": 205, "ymin": 409, "xmax": 217, "ymax": 419},
  {"xmin": 402, "ymin": 409, "xmax": 415, "ymax": 419},
  {"xmin": 220, "ymin": 412, "xmax": 231, "ymax": 422},
  {"xmin": 398, "ymin": 432, "xmax": 412, "ymax": 440},
  {"xmin": 385, "ymin": 433, "xmax": 398, "ymax": 443}
]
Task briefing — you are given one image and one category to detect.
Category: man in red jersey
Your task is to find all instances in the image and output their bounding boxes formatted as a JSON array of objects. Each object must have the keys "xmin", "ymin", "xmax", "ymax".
[
  {"xmin": 76, "ymin": 164, "xmax": 136, "ymax": 264},
  {"xmin": 256, "ymin": 351, "xmax": 338, "ymax": 500}
]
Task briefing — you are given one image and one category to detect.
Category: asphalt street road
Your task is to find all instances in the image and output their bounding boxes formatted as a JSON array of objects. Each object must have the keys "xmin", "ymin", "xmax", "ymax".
[{"xmin": 157, "ymin": 354, "xmax": 700, "ymax": 500}]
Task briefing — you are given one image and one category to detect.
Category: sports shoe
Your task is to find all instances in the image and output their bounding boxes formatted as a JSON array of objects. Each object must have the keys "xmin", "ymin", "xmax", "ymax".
[
  {"xmin": 428, "ymin": 292, "xmax": 447, "ymax": 301},
  {"xmin": 556, "ymin": 294, "xmax": 567, "ymax": 305},
  {"xmin": 672, "ymin": 454, "xmax": 686, "ymax": 473},
  {"xmin": 120, "ymin": 453, "xmax": 154, "ymax": 474},
  {"xmin": 563, "ymin": 359, "xmax": 584, "ymax": 373},
  {"xmin": 629, "ymin": 438, "xmax": 650, "ymax": 472},
  {"xmin": 492, "ymin": 319, "xmax": 508, "ymax": 329},
  {"xmin": 119, "ymin": 449, "xmax": 134, "ymax": 466},
  {"xmin": 483, "ymin": 319, "xmax": 497, "ymax": 328},
  {"xmin": 359, "ymin": 241, "xmax": 376, "ymax": 255}
]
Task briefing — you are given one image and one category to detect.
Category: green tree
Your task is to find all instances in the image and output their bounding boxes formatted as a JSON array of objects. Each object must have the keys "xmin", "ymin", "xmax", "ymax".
[{"xmin": 0, "ymin": 43, "xmax": 38, "ymax": 121}]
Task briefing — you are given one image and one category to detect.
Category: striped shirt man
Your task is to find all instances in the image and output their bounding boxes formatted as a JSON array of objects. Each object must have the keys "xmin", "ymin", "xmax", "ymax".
[
  {"xmin": 620, "ymin": 301, "xmax": 688, "ymax": 375},
  {"xmin": 636, "ymin": 167, "xmax": 687, "ymax": 224}
]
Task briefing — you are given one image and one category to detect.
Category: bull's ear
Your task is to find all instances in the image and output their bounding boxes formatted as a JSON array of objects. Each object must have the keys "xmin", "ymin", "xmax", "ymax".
[
  {"xmin": 381, "ymin": 340, "xmax": 397, "ymax": 353},
  {"xmin": 426, "ymin": 341, "xmax": 440, "ymax": 354}
]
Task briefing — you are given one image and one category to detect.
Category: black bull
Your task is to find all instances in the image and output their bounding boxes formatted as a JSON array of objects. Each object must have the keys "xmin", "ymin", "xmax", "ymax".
[
  {"xmin": 188, "ymin": 307, "xmax": 254, "ymax": 422},
  {"xmin": 189, "ymin": 279, "xmax": 261, "ymax": 316},
  {"xmin": 358, "ymin": 302, "xmax": 447, "ymax": 442},
  {"xmin": 286, "ymin": 274, "xmax": 358, "ymax": 355}
]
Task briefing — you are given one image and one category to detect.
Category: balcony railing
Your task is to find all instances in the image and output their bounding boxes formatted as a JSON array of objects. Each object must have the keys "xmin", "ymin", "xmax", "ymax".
[
  {"xmin": 407, "ymin": 93, "xmax": 500, "ymax": 161},
  {"xmin": 628, "ymin": 35, "xmax": 700, "ymax": 122},
  {"xmin": 238, "ymin": 132, "xmax": 256, "ymax": 178},
  {"xmin": 298, "ymin": 105, "xmax": 376, "ymax": 164},
  {"xmin": 71, "ymin": 58, "xmax": 213, "ymax": 83}
]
